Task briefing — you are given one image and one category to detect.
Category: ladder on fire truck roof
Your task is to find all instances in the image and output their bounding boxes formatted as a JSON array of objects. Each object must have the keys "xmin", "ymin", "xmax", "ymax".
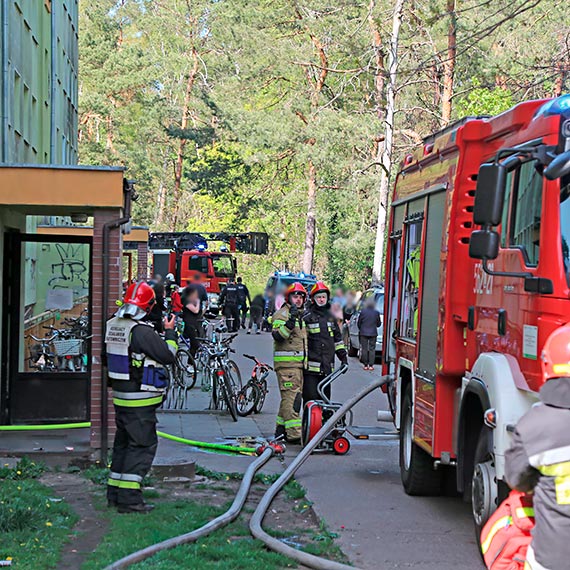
[{"xmin": 148, "ymin": 231, "xmax": 269, "ymax": 255}]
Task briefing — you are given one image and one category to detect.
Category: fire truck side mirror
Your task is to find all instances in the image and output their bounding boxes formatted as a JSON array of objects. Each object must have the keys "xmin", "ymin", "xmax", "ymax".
[
  {"xmin": 469, "ymin": 230, "xmax": 499, "ymax": 260},
  {"xmin": 473, "ymin": 163, "xmax": 507, "ymax": 226},
  {"xmin": 544, "ymin": 150, "xmax": 570, "ymax": 181}
]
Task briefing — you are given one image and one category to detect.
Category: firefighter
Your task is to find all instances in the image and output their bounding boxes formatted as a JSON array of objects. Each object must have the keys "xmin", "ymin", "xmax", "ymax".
[
  {"xmin": 504, "ymin": 324, "xmax": 570, "ymax": 570},
  {"xmin": 303, "ymin": 281, "xmax": 348, "ymax": 403},
  {"xmin": 236, "ymin": 276, "xmax": 251, "ymax": 329},
  {"xmin": 272, "ymin": 282, "xmax": 307, "ymax": 443},
  {"xmin": 164, "ymin": 273, "xmax": 182, "ymax": 315},
  {"xmin": 105, "ymin": 281, "xmax": 177, "ymax": 514},
  {"xmin": 219, "ymin": 277, "xmax": 240, "ymax": 332}
]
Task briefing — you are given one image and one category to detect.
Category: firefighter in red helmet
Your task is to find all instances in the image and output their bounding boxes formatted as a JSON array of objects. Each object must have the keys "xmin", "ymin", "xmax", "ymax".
[
  {"xmin": 504, "ymin": 324, "xmax": 570, "ymax": 569},
  {"xmin": 303, "ymin": 281, "xmax": 348, "ymax": 404},
  {"xmin": 105, "ymin": 281, "xmax": 177, "ymax": 513},
  {"xmin": 271, "ymin": 282, "xmax": 307, "ymax": 443}
]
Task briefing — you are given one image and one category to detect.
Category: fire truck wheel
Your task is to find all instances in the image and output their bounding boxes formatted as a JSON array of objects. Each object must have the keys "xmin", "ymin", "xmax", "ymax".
[
  {"xmin": 472, "ymin": 426, "xmax": 498, "ymax": 546},
  {"xmin": 399, "ymin": 384, "xmax": 442, "ymax": 496},
  {"xmin": 333, "ymin": 436, "xmax": 350, "ymax": 455}
]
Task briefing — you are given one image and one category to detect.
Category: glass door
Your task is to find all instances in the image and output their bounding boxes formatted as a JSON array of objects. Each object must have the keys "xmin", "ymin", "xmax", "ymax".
[{"xmin": 3, "ymin": 233, "xmax": 91, "ymax": 424}]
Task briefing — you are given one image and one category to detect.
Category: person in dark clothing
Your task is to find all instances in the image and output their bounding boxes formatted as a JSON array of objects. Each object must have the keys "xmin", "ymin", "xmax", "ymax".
[
  {"xmin": 147, "ymin": 277, "xmax": 165, "ymax": 333},
  {"xmin": 505, "ymin": 325, "xmax": 570, "ymax": 570},
  {"xmin": 247, "ymin": 294, "xmax": 265, "ymax": 334},
  {"xmin": 236, "ymin": 276, "xmax": 251, "ymax": 329},
  {"xmin": 219, "ymin": 278, "xmax": 240, "ymax": 332},
  {"xmin": 357, "ymin": 297, "xmax": 381, "ymax": 370},
  {"xmin": 180, "ymin": 286, "xmax": 202, "ymax": 356},
  {"xmin": 262, "ymin": 289, "xmax": 275, "ymax": 331},
  {"xmin": 105, "ymin": 281, "xmax": 176, "ymax": 514},
  {"xmin": 303, "ymin": 281, "xmax": 348, "ymax": 404}
]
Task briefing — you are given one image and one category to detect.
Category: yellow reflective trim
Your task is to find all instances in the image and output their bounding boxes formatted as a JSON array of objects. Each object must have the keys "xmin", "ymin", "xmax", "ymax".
[
  {"xmin": 481, "ymin": 515, "xmax": 512, "ymax": 555},
  {"xmin": 166, "ymin": 339, "xmax": 177, "ymax": 349},
  {"xmin": 113, "ymin": 395, "xmax": 163, "ymax": 408},
  {"xmin": 552, "ymin": 363, "xmax": 570, "ymax": 375},
  {"xmin": 285, "ymin": 419, "xmax": 302, "ymax": 427},
  {"xmin": 107, "ymin": 478, "xmax": 121, "ymax": 487},
  {"xmin": 539, "ymin": 461, "xmax": 570, "ymax": 477},
  {"xmin": 276, "ymin": 416, "xmax": 285, "ymax": 425},
  {"xmin": 515, "ymin": 507, "xmax": 534, "ymax": 519},
  {"xmin": 118, "ymin": 480, "xmax": 141, "ymax": 490}
]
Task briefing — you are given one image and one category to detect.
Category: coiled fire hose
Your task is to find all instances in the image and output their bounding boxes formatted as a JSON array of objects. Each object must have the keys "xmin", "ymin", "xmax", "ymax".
[
  {"xmin": 250, "ymin": 375, "xmax": 390, "ymax": 570},
  {"xmin": 104, "ymin": 446, "xmax": 276, "ymax": 570}
]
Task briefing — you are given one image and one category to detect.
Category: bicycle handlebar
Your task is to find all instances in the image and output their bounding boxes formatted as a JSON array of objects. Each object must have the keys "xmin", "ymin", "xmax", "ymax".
[{"xmin": 26, "ymin": 333, "xmax": 58, "ymax": 343}]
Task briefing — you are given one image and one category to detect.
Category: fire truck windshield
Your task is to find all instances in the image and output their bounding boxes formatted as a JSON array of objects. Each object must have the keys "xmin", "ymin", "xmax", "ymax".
[
  {"xmin": 560, "ymin": 182, "xmax": 570, "ymax": 286},
  {"xmin": 211, "ymin": 254, "xmax": 235, "ymax": 277}
]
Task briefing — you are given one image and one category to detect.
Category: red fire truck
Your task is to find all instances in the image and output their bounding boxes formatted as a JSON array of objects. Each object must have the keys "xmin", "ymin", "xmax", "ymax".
[
  {"xmin": 149, "ymin": 231, "xmax": 268, "ymax": 301},
  {"xmin": 381, "ymin": 95, "xmax": 570, "ymax": 534}
]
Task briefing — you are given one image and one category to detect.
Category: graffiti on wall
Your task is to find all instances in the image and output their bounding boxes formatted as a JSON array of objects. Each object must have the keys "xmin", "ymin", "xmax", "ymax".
[{"xmin": 49, "ymin": 243, "xmax": 89, "ymax": 290}]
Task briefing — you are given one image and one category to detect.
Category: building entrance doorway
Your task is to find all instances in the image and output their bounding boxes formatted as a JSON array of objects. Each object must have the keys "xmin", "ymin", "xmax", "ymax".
[{"xmin": 1, "ymin": 232, "xmax": 92, "ymax": 424}]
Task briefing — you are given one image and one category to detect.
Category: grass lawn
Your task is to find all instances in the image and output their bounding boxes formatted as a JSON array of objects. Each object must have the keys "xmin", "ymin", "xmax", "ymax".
[
  {"xmin": 81, "ymin": 464, "xmax": 345, "ymax": 570},
  {"xmin": 0, "ymin": 459, "xmax": 78, "ymax": 569}
]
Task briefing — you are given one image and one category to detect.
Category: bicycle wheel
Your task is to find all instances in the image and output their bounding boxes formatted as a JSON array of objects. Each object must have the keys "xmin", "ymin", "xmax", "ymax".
[
  {"xmin": 236, "ymin": 381, "xmax": 259, "ymax": 417},
  {"xmin": 220, "ymin": 372, "xmax": 238, "ymax": 422},
  {"xmin": 175, "ymin": 349, "xmax": 197, "ymax": 389},
  {"xmin": 253, "ymin": 370, "xmax": 269, "ymax": 413},
  {"xmin": 211, "ymin": 370, "xmax": 220, "ymax": 410},
  {"xmin": 226, "ymin": 360, "xmax": 242, "ymax": 391}
]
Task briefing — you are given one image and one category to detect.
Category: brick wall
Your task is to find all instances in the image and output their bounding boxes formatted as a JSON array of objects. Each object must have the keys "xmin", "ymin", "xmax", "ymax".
[
  {"xmin": 90, "ymin": 209, "xmax": 123, "ymax": 451},
  {"xmin": 137, "ymin": 242, "xmax": 148, "ymax": 280}
]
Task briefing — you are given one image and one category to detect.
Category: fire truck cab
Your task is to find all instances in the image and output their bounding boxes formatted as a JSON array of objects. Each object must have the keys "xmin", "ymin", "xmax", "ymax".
[{"xmin": 382, "ymin": 95, "xmax": 570, "ymax": 532}]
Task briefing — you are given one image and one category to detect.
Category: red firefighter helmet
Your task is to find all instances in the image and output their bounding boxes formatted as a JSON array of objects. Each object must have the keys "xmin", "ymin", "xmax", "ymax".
[
  {"xmin": 285, "ymin": 282, "xmax": 307, "ymax": 302},
  {"xmin": 541, "ymin": 324, "xmax": 570, "ymax": 382},
  {"xmin": 117, "ymin": 281, "xmax": 156, "ymax": 320},
  {"xmin": 310, "ymin": 281, "xmax": 330, "ymax": 299}
]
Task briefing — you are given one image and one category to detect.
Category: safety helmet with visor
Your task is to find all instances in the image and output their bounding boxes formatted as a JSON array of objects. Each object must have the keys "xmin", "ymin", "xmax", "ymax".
[
  {"xmin": 541, "ymin": 323, "xmax": 570, "ymax": 383},
  {"xmin": 117, "ymin": 281, "xmax": 156, "ymax": 320}
]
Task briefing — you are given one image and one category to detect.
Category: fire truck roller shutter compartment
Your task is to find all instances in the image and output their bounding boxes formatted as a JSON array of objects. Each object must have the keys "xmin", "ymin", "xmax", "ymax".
[{"xmin": 418, "ymin": 189, "xmax": 446, "ymax": 375}]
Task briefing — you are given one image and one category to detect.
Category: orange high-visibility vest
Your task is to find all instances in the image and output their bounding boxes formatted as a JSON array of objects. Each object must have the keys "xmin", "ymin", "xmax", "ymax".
[{"xmin": 480, "ymin": 490, "xmax": 535, "ymax": 570}]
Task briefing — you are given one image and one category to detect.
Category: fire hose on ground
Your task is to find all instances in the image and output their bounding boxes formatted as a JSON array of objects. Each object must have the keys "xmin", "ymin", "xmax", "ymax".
[
  {"xmin": 250, "ymin": 375, "xmax": 389, "ymax": 570},
  {"xmin": 103, "ymin": 446, "xmax": 276, "ymax": 570},
  {"xmin": 104, "ymin": 376, "xmax": 389, "ymax": 570}
]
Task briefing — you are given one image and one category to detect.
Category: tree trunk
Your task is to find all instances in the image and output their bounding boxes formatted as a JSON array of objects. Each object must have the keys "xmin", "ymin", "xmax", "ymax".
[
  {"xmin": 440, "ymin": 0, "xmax": 456, "ymax": 126},
  {"xmin": 171, "ymin": 47, "xmax": 199, "ymax": 231},
  {"xmin": 371, "ymin": 0, "xmax": 405, "ymax": 285},
  {"xmin": 303, "ymin": 159, "xmax": 317, "ymax": 274},
  {"xmin": 368, "ymin": 0, "xmax": 385, "ymax": 118}
]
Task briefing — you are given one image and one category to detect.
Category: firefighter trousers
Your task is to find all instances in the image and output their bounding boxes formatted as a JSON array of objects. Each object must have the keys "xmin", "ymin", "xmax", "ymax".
[
  {"xmin": 107, "ymin": 400, "xmax": 160, "ymax": 506},
  {"xmin": 303, "ymin": 371, "xmax": 331, "ymax": 405},
  {"xmin": 275, "ymin": 367, "xmax": 303, "ymax": 441}
]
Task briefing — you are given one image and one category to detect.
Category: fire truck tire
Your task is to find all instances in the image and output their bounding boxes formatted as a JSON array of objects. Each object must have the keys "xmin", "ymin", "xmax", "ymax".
[
  {"xmin": 472, "ymin": 426, "xmax": 498, "ymax": 547},
  {"xmin": 399, "ymin": 384, "xmax": 442, "ymax": 496}
]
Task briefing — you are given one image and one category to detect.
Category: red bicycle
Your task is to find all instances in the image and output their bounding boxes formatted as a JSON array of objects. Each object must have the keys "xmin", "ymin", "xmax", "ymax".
[{"xmin": 236, "ymin": 354, "xmax": 272, "ymax": 416}]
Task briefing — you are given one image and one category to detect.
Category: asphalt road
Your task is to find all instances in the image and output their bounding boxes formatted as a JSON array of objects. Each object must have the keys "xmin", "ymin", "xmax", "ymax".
[{"xmin": 156, "ymin": 328, "xmax": 484, "ymax": 570}]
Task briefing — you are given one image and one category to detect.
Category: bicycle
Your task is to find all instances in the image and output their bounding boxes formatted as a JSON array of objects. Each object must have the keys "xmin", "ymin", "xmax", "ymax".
[
  {"xmin": 236, "ymin": 354, "xmax": 272, "ymax": 416},
  {"xmin": 174, "ymin": 335, "xmax": 197, "ymax": 390},
  {"xmin": 196, "ymin": 333, "xmax": 242, "ymax": 421},
  {"xmin": 26, "ymin": 330, "xmax": 59, "ymax": 371}
]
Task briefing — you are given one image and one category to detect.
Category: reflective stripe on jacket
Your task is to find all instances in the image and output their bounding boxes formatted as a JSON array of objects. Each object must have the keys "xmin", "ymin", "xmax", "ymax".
[
  {"xmin": 272, "ymin": 304, "xmax": 306, "ymax": 370},
  {"xmin": 303, "ymin": 304, "xmax": 346, "ymax": 376},
  {"xmin": 105, "ymin": 316, "xmax": 176, "ymax": 394}
]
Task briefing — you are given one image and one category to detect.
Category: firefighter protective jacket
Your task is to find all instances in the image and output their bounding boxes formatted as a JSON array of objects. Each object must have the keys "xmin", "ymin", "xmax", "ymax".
[
  {"xmin": 271, "ymin": 303, "xmax": 307, "ymax": 370},
  {"xmin": 220, "ymin": 282, "xmax": 239, "ymax": 306},
  {"xmin": 303, "ymin": 303, "xmax": 347, "ymax": 375},
  {"xmin": 105, "ymin": 316, "xmax": 177, "ymax": 404},
  {"xmin": 504, "ymin": 377, "xmax": 570, "ymax": 570}
]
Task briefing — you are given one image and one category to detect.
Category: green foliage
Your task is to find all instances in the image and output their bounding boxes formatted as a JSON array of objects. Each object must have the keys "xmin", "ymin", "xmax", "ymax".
[
  {"xmin": 455, "ymin": 80, "xmax": 514, "ymax": 117},
  {"xmin": 0, "ymin": 457, "xmax": 46, "ymax": 480},
  {"xmin": 0, "ymin": 479, "xmax": 77, "ymax": 569},
  {"xmin": 78, "ymin": 0, "xmax": 569, "ymax": 290}
]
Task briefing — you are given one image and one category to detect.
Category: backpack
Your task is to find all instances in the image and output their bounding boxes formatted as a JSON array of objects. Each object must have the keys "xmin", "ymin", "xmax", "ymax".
[{"xmin": 480, "ymin": 490, "xmax": 534, "ymax": 570}]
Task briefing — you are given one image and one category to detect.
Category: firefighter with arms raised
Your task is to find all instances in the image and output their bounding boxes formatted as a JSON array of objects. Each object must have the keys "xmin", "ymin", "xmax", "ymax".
[
  {"xmin": 504, "ymin": 324, "xmax": 570, "ymax": 569},
  {"xmin": 105, "ymin": 281, "xmax": 177, "ymax": 513},
  {"xmin": 272, "ymin": 282, "xmax": 307, "ymax": 443}
]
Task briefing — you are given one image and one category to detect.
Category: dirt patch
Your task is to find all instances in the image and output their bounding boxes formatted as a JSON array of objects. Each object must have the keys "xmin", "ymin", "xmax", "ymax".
[{"xmin": 40, "ymin": 473, "xmax": 109, "ymax": 570}]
